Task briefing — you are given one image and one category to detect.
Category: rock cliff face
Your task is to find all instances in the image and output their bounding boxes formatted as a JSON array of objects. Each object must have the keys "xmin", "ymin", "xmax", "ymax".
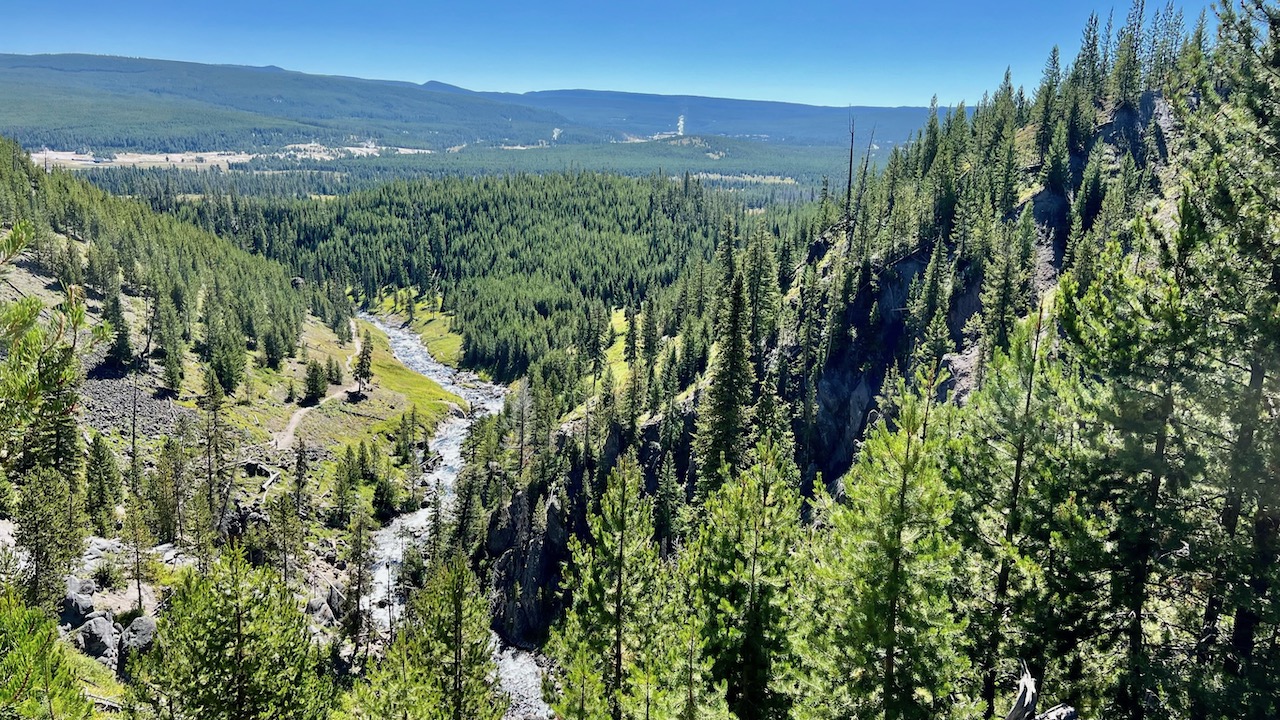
[
  {"xmin": 809, "ymin": 253, "xmax": 927, "ymax": 485},
  {"xmin": 485, "ymin": 485, "xmax": 569, "ymax": 647},
  {"xmin": 483, "ymin": 401, "xmax": 697, "ymax": 647},
  {"xmin": 476, "ymin": 94, "xmax": 1157, "ymax": 642}
]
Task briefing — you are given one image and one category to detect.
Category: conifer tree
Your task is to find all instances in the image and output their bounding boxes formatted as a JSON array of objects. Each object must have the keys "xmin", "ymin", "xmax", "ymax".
[
  {"xmin": 694, "ymin": 440, "xmax": 800, "ymax": 720},
  {"xmin": 552, "ymin": 454, "xmax": 657, "ymax": 720},
  {"xmin": 949, "ymin": 307, "xmax": 1070, "ymax": 718},
  {"xmin": 147, "ymin": 432, "xmax": 190, "ymax": 543},
  {"xmin": 695, "ymin": 273, "xmax": 755, "ymax": 494},
  {"xmin": 105, "ymin": 285, "xmax": 134, "ymax": 367},
  {"xmin": 355, "ymin": 329, "xmax": 374, "ymax": 396},
  {"xmin": 122, "ymin": 486, "xmax": 153, "ymax": 613},
  {"xmin": 332, "ymin": 445, "xmax": 358, "ymax": 527},
  {"xmin": 85, "ymin": 432, "xmax": 121, "ymax": 536},
  {"xmin": 743, "ymin": 225, "xmax": 781, "ymax": 381},
  {"xmin": 304, "ymin": 358, "xmax": 327, "ymax": 403},
  {"xmin": 654, "ymin": 453, "xmax": 685, "ymax": 556},
  {"xmin": 551, "ymin": 613, "xmax": 610, "ymax": 720},
  {"xmin": 1061, "ymin": 218, "xmax": 1206, "ymax": 720},
  {"xmin": 0, "ymin": 589, "xmax": 92, "ymax": 718},
  {"xmin": 641, "ymin": 302, "xmax": 661, "ymax": 413},
  {"xmin": 206, "ymin": 306, "xmax": 245, "ymax": 395},
  {"xmin": 157, "ymin": 296, "xmax": 185, "ymax": 391},
  {"xmin": 132, "ymin": 548, "xmax": 333, "ymax": 720},
  {"xmin": 200, "ymin": 367, "xmax": 229, "ymax": 546},
  {"xmin": 15, "ymin": 466, "xmax": 86, "ymax": 611},
  {"xmin": 412, "ymin": 555, "xmax": 508, "ymax": 720},
  {"xmin": 797, "ymin": 370, "xmax": 968, "ymax": 720},
  {"xmin": 1043, "ymin": 120, "xmax": 1072, "ymax": 197},
  {"xmin": 1110, "ymin": 0, "xmax": 1145, "ymax": 112},
  {"xmin": 267, "ymin": 493, "xmax": 303, "ymax": 585},
  {"xmin": 344, "ymin": 508, "xmax": 375, "ymax": 660},
  {"xmin": 1179, "ymin": 13, "xmax": 1280, "ymax": 713},
  {"xmin": 1034, "ymin": 46, "xmax": 1062, "ymax": 160}
]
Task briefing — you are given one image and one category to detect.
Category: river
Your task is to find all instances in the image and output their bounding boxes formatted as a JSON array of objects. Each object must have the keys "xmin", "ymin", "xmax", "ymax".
[{"xmin": 359, "ymin": 314, "xmax": 552, "ymax": 720}]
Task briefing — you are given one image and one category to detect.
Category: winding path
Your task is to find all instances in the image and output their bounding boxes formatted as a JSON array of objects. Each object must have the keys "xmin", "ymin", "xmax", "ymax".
[{"xmin": 275, "ymin": 319, "xmax": 360, "ymax": 450}]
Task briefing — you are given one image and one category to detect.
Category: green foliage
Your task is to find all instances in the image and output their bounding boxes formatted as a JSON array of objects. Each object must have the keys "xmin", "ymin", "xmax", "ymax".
[
  {"xmin": 169, "ymin": 173, "xmax": 731, "ymax": 380},
  {"xmin": 695, "ymin": 272, "xmax": 756, "ymax": 492},
  {"xmin": 552, "ymin": 453, "xmax": 658, "ymax": 720},
  {"xmin": 131, "ymin": 548, "xmax": 333, "ymax": 720},
  {"xmin": 104, "ymin": 287, "xmax": 133, "ymax": 367},
  {"xmin": 304, "ymin": 359, "xmax": 328, "ymax": 404},
  {"xmin": 0, "ymin": 138, "xmax": 306, "ymax": 394},
  {"xmin": 798, "ymin": 370, "xmax": 969, "ymax": 720},
  {"xmin": 326, "ymin": 354, "xmax": 344, "ymax": 385},
  {"xmin": 355, "ymin": 330, "xmax": 373, "ymax": 395},
  {"xmin": 0, "ymin": 589, "xmax": 92, "ymax": 719},
  {"xmin": 694, "ymin": 440, "xmax": 801, "ymax": 720},
  {"xmin": 345, "ymin": 556, "xmax": 507, "ymax": 720},
  {"xmin": 85, "ymin": 433, "xmax": 121, "ymax": 536},
  {"xmin": 343, "ymin": 509, "xmax": 376, "ymax": 656},
  {"xmin": 14, "ymin": 467, "xmax": 85, "ymax": 612}
]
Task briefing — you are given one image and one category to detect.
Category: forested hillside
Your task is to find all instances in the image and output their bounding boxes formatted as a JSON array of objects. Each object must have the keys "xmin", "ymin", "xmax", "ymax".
[
  {"xmin": 0, "ymin": 135, "xmax": 305, "ymax": 394},
  {"xmin": 154, "ymin": 173, "xmax": 762, "ymax": 379},
  {"xmin": 0, "ymin": 53, "xmax": 924, "ymax": 153},
  {"xmin": 0, "ymin": 53, "xmax": 603, "ymax": 152},
  {"xmin": 3, "ymin": 2, "xmax": 1279, "ymax": 720}
]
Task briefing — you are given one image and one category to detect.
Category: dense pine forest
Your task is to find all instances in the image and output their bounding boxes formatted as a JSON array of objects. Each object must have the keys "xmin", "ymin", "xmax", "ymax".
[
  {"xmin": 149, "ymin": 172, "xmax": 748, "ymax": 379},
  {"xmin": 2, "ymin": 2, "xmax": 1279, "ymax": 720}
]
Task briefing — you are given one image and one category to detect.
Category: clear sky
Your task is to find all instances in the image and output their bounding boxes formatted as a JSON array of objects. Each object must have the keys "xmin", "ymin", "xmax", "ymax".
[{"xmin": 6, "ymin": 1, "xmax": 1214, "ymax": 107}]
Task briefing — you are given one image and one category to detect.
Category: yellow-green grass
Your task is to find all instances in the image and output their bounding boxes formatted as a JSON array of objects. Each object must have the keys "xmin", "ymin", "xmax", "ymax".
[
  {"xmin": 563, "ymin": 308, "xmax": 691, "ymax": 425},
  {"xmin": 284, "ymin": 320, "xmax": 460, "ymax": 460},
  {"xmin": 183, "ymin": 317, "xmax": 359, "ymax": 444},
  {"xmin": 375, "ymin": 294, "xmax": 464, "ymax": 368},
  {"xmin": 602, "ymin": 307, "xmax": 632, "ymax": 383},
  {"xmin": 65, "ymin": 644, "xmax": 127, "ymax": 715},
  {"xmin": 355, "ymin": 319, "xmax": 462, "ymax": 438}
]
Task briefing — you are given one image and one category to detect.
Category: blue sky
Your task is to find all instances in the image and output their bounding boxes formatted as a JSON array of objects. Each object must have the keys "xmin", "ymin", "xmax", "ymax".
[{"xmin": 6, "ymin": 1, "xmax": 1214, "ymax": 107}]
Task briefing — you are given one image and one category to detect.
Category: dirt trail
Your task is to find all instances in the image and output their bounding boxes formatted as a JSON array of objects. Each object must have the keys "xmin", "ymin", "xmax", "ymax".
[{"xmin": 275, "ymin": 320, "xmax": 360, "ymax": 450}]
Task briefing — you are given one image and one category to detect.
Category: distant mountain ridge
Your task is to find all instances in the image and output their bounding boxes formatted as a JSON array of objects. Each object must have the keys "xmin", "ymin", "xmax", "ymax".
[
  {"xmin": 0, "ymin": 53, "xmax": 931, "ymax": 154},
  {"xmin": 431, "ymin": 84, "xmax": 934, "ymax": 146}
]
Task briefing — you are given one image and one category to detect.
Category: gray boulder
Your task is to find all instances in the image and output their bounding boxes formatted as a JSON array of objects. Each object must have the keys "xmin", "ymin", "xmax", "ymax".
[
  {"xmin": 326, "ymin": 584, "xmax": 346, "ymax": 616},
  {"xmin": 117, "ymin": 615, "xmax": 157, "ymax": 679},
  {"xmin": 59, "ymin": 579, "xmax": 95, "ymax": 629},
  {"xmin": 314, "ymin": 600, "xmax": 336, "ymax": 626},
  {"xmin": 74, "ymin": 616, "xmax": 120, "ymax": 671},
  {"xmin": 121, "ymin": 615, "xmax": 156, "ymax": 652}
]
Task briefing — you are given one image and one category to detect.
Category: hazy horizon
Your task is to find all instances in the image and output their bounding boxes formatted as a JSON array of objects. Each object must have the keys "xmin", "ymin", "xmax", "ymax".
[{"xmin": 7, "ymin": 0, "xmax": 1213, "ymax": 107}]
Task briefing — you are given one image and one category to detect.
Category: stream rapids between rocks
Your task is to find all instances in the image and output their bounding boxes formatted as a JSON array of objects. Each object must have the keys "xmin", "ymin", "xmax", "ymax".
[{"xmin": 360, "ymin": 314, "xmax": 552, "ymax": 720}]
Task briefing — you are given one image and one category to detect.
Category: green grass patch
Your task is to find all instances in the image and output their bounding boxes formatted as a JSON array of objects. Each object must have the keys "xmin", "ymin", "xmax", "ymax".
[
  {"xmin": 358, "ymin": 319, "xmax": 462, "ymax": 426},
  {"xmin": 65, "ymin": 643, "xmax": 127, "ymax": 714},
  {"xmin": 375, "ymin": 294, "xmax": 465, "ymax": 368}
]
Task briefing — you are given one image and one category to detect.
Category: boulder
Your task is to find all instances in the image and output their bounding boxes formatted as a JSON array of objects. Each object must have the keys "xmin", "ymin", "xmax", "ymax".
[
  {"xmin": 74, "ymin": 616, "xmax": 120, "ymax": 671},
  {"xmin": 327, "ymin": 584, "xmax": 346, "ymax": 617},
  {"xmin": 59, "ymin": 580, "xmax": 95, "ymax": 629},
  {"xmin": 305, "ymin": 594, "xmax": 326, "ymax": 615},
  {"xmin": 117, "ymin": 615, "xmax": 157, "ymax": 678},
  {"xmin": 120, "ymin": 615, "xmax": 157, "ymax": 654},
  {"xmin": 313, "ymin": 600, "xmax": 336, "ymax": 626}
]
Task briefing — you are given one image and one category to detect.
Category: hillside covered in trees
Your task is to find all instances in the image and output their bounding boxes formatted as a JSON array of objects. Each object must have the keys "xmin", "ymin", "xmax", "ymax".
[{"xmin": 2, "ymin": 2, "xmax": 1280, "ymax": 720}]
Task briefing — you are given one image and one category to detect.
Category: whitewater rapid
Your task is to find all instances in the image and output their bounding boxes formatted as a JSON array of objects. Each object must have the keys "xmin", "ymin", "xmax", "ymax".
[{"xmin": 359, "ymin": 314, "xmax": 551, "ymax": 719}]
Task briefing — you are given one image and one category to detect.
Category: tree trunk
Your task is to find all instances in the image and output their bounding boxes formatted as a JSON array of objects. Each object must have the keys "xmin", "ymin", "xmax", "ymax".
[
  {"xmin": 1191, "ymin": 354, "xmax": 1263, "ymax": 720},
  {"xmin": 1120, "ymin": 386, "xmax": 1173, "ymax": 720},
  {"xmin": 1225, "ymin": 502, "xmax": 1277, "ymax": 680},
  {"xmin": 981, "ymin": 306, "xmax": 1043, "ymax": 719}
]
